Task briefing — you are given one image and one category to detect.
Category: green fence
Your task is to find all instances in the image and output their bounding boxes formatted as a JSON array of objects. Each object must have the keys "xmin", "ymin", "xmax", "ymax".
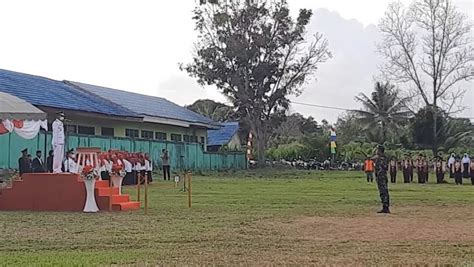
[{"xmin": 0, "ymin": 132, "xmax": 247, "ymax": 171}]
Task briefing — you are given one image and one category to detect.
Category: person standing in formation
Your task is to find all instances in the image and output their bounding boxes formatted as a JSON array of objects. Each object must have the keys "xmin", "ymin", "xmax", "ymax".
[
  {"xmin": 122, "ymin": 154, "xmax": 134, "ymax": 185},
  {"xmin": 161, "ymin": 149, "xmax": 171, "ymax": 181},
  {"xmin": 470, "ymin": 157, "xmax": 474, "ymax": 185},
  {"xmin": 130, "ymin": 156, "xmax": 137, "ymax": 185},
  {"xmin": 363, "ymin": 157, "xmax": 375, "ymax": 182},
  {"xmin": 106, "ymin": 155, "xmax": 113, "ymax": 180},
  {"xmin": 448, "ymin": 153, "xmax": 455, "ymax": 179},
  {"xmin": 99, "ymin": 154, "xmax": 110, "ymax": 180},
  {"xmin": 31, "ymin": 150, "xmax": 45, "ymax": 173},
  {"xmin": 434, "ymin": 156, "xmax": 446, "ymax": 184},
  {"xmin": 144, "ymin": 153, "xmax": 153, "ymax": 184},
  {"xmin": 52, "ymin": 111, "xmax": 65, "ymax": 173},
  {"xmin": 402, "ymin": 156, "xmax": 413, "ymax": 183},
  {"xmin": 461, "ymin": 153, "xmax": 470, "ymax": 179},
  {"xmin": 46, "ymin": 150, "xmax": 54, "ymax": 173},
  {"xmin": 389, "ymin": 157, "xmax": 397, "ymax": 183},
  {"xmin": 133, "ymin": 155, "xmax": 143, "ymax": 184},
  {"xmin": 422, "ymin": 157, "xmax": 429, "ymax": 183},
  {"xmin": 416, "ymin": 154, "xmax": 425, "ymax": 184},
  {"xmin": 452, "ymin": 157, "xmax": 463, "ymax": 185},
  {"xmin": 63, "ymin": 149, "xmax": 78, "ymax": 173},
  {"xmin": 18, "ymin": 148, "xmax": 31, "ymax": 176},
  {"xmin": 374, "ymin": 145, "xmax": 390, "ymax": 214},
  {"xmin": 27, "ymin": 154, "xmax": 33, "ymax": 173}
]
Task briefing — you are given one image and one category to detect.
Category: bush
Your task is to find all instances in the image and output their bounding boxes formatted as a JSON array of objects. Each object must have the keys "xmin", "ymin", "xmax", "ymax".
[{"xmin": 266, "ymin": 142, "xmax": 305, "ymax": 161}]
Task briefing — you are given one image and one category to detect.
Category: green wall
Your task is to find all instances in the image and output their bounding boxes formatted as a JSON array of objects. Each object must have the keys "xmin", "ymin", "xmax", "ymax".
[{"xmin": 0, "ymin": 132, "xmax": 247, "ymax": 172}]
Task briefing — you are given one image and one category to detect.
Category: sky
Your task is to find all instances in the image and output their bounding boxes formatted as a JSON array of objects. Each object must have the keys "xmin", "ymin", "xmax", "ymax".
[{"xmin": 0, "ymin": 0, "xmax": 472, "ymax": 123}]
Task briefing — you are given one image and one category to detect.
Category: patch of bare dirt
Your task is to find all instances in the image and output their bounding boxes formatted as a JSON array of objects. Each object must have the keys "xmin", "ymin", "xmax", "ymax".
[{"xmin": 263, "ymin": 206, "xmax": 474, "ymax": 242}]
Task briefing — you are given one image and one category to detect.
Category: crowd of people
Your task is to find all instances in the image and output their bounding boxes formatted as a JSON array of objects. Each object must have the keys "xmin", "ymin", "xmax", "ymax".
[
  {"xmin": 363, "ymin": 153, "xmax": 474, "ymax": 185},
  {"xmin": 17, "ymin": 148, "xmax": 173, "ymax": 184}
]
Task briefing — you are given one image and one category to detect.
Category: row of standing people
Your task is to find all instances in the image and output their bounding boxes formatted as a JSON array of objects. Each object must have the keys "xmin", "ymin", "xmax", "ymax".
[
  {"xmin": 66, "ymin": 150, "xmax": 170, "ymax": 184},
  {"xmin": 18, "ymin": 148, "xmax": 81, "ymax": 175},
  {"xmin": 18, "ymin": 149, "xmax": 53, "ymax": 175},
  {"xmin": 18, "ymin": 148, "xmax": 172, "ymax": 183},
  {"xmin": 363, "ymin": 153, "xmax": 474, "ymax": 185},
  {"xmin": 95, "ymin": 149, "xmax": 172, "ymax": 183}
]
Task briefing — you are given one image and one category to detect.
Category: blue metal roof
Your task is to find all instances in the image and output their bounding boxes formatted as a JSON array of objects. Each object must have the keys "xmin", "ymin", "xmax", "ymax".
[
  {"xmin": 207, "ymin": 122, "xmax": 239, "ymax": 146},
  {"xmin": 0, "ymin": 69, "xmax": 138, "ymax": 118},
  {"xmin": 69, "ymin": 81, "xmax": 219, "ymax": 128}
]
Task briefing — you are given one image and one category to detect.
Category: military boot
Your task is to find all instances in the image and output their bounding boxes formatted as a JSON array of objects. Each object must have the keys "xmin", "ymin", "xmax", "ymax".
[{"xmin": 377, "ymin": 207, "xmax": 390, "ymax": 214}]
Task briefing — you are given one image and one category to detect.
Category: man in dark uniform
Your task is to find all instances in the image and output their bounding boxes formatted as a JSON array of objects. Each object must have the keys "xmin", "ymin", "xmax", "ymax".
[
  {"xmin": 31, "ymin": 150, "xmax": 45, "ymax": 173},
  {"xmin": 46, "ymin": 150, "xmax": 54, "ymax": 173},
  {"xmin": 18, "ymin": 148, "xmax": 31, "ymax": 176},
  {"xmin": 374, "ymin": 145, "xmax": 390, "ymax": 214}
]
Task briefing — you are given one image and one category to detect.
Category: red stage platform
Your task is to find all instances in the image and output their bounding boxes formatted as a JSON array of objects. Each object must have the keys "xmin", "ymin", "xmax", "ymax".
[{"xmin": 0, "ymin": 173, "xmax": 140, "ymax": 212}]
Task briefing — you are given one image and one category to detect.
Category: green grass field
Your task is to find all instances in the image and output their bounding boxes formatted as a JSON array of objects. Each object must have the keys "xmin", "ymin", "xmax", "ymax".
[{"xmin": 0, "ymin": 170, "xmax": 473, "ymax": 266}]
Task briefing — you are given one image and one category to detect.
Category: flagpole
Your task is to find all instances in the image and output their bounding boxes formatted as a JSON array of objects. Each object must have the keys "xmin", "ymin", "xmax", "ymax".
[{"xmin": 330, "ymin": 127, "xmax": 337, "ymax": 168}]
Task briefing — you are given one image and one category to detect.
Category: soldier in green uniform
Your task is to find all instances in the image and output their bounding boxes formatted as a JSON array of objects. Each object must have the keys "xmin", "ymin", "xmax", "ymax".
[{"xmin": 374, "ymin": 145, "xmax": 390, "ymax": 214}]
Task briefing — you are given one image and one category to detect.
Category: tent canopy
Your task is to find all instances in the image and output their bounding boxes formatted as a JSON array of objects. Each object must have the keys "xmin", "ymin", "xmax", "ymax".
[{"xmin": 0, "ymin": 92, "xmax": 47, "ymax": 120}]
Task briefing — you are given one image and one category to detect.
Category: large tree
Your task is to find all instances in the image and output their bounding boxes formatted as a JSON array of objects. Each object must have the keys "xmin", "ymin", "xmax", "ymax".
[
  {"xmin": 181, "ymin": 0, "xmax": 331, "ymax": 166},
  {"xmin": 378, "ymin": 0, "xmax": 474, "ymax": 154},
  {"xmin": 186, "ymin": 99, "xmax": 235, "ymax": 122},
  {"xmin": 352, "ymin": 82, "xmax": 411, "ymax": 143}
]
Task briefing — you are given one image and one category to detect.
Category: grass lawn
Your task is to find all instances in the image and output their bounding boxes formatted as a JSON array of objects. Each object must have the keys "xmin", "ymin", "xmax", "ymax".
[{"xmin": 0, "ymin": 170, "xmax": 473, "ymax": 266}]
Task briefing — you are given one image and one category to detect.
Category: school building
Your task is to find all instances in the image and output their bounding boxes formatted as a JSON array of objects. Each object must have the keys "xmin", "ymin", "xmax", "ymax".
[{"xmin": 0, "ymin": 69, "xmax": 246, "ymax": 171}]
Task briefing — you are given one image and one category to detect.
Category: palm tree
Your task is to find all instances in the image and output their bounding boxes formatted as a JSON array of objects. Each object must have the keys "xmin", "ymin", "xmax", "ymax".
[
  {"xmin": 438, "ymin": 118, "xmax": 473, "ymax": 152},
  {"xmin": 352, "ymin": 82, "xmax": 412, "ymax": 143}
]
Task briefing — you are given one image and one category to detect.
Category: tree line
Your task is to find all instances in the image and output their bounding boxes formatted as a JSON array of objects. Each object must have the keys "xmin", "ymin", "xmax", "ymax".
[
  {"xmin": 182, "ymin": 0, "xmax": 473, "ymax": 165},
  {"xmin": 188, "ymin": 86, "xmax": 473, "ymax": 162}
]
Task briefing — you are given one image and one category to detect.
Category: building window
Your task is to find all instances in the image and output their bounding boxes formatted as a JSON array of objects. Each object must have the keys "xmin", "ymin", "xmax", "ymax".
[
  {"xmin": 141, "ymin": 130, "xmax": 154, "ymax": 139},
  {"xmin": 78, "ymin": 126, "xmax": 95, "ymax": 135},
  {"xmin": 184, "ymin": 135, "xmax": 198, "ymax": 143},
  {"xmin": 125, "ymin": 128, "xmax": 139, "ymax": 138},
  {"xmin": 183, "ymin": 135, "xmax": 190, "ymax": 142},
  {"xmin": 66, "ymin": 125, "xmax": 77, "ymax": 134},
  {"xmin": 171, "ymin": 134, "xmax": 182, "ymax": 142},
  {"xmin": 155, "ymin": 132, "xmax": 167, "ymax": 140},
  {"xmin": 200, "ymin": 136, "xmax": 205, "ymax": 144},
  {"xmin": 101, "ymin": 127, "xmax": 114, "ymax": 137}
]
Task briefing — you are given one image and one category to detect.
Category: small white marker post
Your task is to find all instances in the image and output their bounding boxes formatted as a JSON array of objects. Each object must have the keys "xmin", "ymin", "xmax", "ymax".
[{"xmin": 174, "ymin": 175, "xmax": 180, "ymax": 188}]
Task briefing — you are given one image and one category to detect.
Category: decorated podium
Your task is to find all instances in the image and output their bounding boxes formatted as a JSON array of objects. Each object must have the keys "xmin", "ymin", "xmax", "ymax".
[
  {"xmin": 0, "ymin": 147, "xmax": 140, "ymax": 212},
  {"xmin": 0, "ymin": 94, "xmax": 139, "ymax": 212}
]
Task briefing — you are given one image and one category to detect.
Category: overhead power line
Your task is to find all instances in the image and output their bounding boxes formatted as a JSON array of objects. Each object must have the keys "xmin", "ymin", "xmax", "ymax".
[
  {"xmin": 290, "ymin": 101, "xmax": 350, "ymax": 111},
  {"xmin": 222, "ymin": 100, "xmax": 473, "ymax": 119},
  {"xmin": 222, "ymin": 100, "xmax": 352, "ymax": 111},
  {"xmin": 290, "ymin": 101, "xmax": 474, "ymax": 120}
]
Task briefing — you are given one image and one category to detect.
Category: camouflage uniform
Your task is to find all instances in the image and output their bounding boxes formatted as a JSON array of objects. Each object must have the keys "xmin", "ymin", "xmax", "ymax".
[{"xmin": 375, "ymin": 155, "xmax": 390, "ymax": 209}]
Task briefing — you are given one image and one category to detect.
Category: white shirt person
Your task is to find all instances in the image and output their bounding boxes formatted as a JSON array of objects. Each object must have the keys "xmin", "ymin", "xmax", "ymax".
[{"xmin": 52, "ymin": 112, "xmax": 65, "ymax": 173}]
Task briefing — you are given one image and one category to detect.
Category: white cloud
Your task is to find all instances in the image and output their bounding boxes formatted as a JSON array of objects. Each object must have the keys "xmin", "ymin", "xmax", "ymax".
[
  {"xmin": 158, "ymin": 75, "xmax": 226, "ymax": 105},
  {"xmin": 0, "ymin": 0, "xmax": 471, "ymax": 123}
]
